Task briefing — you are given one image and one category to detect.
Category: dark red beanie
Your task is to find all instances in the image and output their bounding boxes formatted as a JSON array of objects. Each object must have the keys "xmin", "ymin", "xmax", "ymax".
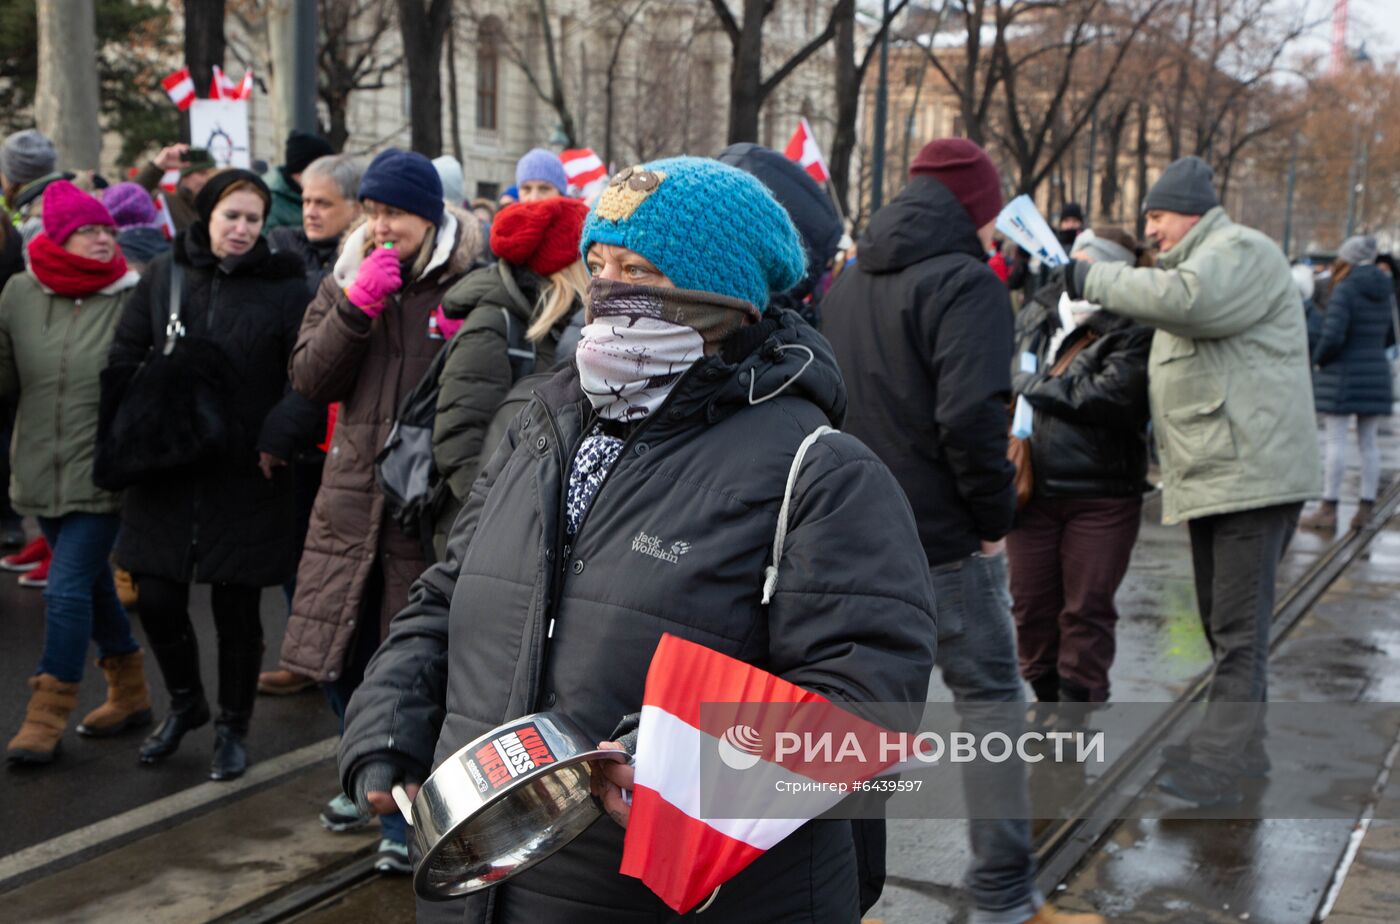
[
  {"xmin": 909, "ymin": 138, "xmax": 1003, "ymax": 228},
  {"xmin": 42, "ymin": 179, "xmax": 116, "ymax": 245},
  {"xmin": 491, "ymin": 197, "xmax": 590, "ymax": 276}
]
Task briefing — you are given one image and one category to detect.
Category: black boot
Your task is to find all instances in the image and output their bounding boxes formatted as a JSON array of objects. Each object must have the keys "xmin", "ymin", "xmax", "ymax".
[
  {"xmin": 210, "ymin": 639, "xmax": 260, "ymax": 781},
  {"xmin": 139, "ymin": 629, "xmax": 209, "ymax": 764},
  {"xmin": 209, "ymin": 716, "xmax": 249, "ymax": 781},
  {"xmin": 139, "ymin": 688, "xmax": 211, "ymax": 763}
]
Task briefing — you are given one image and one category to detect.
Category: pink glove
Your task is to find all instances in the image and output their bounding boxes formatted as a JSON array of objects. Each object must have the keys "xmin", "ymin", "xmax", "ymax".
[
  {"xmin": 345, "ymin": 245, "xmax": 402, "ymax": 316},
  {"xmin": 435, "ymin": 305, "xmax": 463, "ymax": 339}
]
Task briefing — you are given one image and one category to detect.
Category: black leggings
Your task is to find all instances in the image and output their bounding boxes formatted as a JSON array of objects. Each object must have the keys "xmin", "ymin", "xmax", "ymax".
[{"xmin": 137, "ymin": 577, "xmax": 264, "ymax": 722}]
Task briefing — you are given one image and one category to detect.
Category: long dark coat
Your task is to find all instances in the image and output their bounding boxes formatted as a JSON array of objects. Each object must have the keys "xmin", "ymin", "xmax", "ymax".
[
  {"xmin": 106, "ymin": 231, "xmax": 323, "ymax": 586},
  {"xmin": 1313, "ymin": 263, "xmax": 1396, "ymax": 416}
]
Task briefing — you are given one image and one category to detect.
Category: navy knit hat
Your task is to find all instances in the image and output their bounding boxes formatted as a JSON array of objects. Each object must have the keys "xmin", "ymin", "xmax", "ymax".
[
  {"xmin": 579, "ymin": 157, "xmax": 806, "ymax": 311},
  {"xmin": 358, "ymin": 149, "xmax": 444, "ymax": 225}
]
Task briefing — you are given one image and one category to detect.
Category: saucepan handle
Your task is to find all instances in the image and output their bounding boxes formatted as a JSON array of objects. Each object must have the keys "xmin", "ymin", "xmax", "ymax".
[{"xmin": 391, "ymin": 783, "xmax": 415, "ymax": 827}]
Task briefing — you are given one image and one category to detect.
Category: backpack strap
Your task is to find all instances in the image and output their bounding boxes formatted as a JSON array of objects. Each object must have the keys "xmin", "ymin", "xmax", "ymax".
[
  {"xmin": 499, "ymin": 307, "xmax": 537, "ymax": 382},
  {"xmin": 761, "ymin": 425, "xmax": 838, "ymax": 605}
]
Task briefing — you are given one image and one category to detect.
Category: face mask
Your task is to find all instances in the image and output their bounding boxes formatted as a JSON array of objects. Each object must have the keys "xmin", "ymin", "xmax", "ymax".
[{"xmin": 575, "ymin": 279, "xmax": 757, "ymax": 421}]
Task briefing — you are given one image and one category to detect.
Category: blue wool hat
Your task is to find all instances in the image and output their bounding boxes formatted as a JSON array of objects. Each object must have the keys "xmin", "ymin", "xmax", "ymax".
[
  {"xmin": 515, "ymin": 148, "xmax": 568, "ymax": 195},
  {"xmin": 358, "ymin": 149, "xmax": 444, "ymax": 225},
  {"xmin": 579, "ymin": 157, "xmax": 806, "ymax": 311}
]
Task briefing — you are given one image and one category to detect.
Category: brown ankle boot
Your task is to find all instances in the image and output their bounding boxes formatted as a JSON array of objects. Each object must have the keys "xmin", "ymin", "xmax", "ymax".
[
  {"xmin": 7, "ymin": 674, "xmax": 79, "ymax": 764},
  {"xmin": 257, "ymin": 669, "xmax": 316, "ymax": 696},
  {"xmin": 1350, "ymin": 499, "xmax": 1375, "ymax": 531},
  {"xmin": 1299, "ymin": 500, "xmax": 1338, "ymax": 532},
  {"xmin": 77, "ymin": 650, "xmax": 153, "ymax": 737}
]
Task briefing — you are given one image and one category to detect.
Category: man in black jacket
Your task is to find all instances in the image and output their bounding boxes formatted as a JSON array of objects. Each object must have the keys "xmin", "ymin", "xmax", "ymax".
[{"xmin": 824, "ymin": 139, "xmax": 1101, "ymax": 924}]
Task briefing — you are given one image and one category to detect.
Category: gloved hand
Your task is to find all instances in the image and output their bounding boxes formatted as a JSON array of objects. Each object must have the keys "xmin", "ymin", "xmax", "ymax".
[
  {"xmin": 346, "ymin": 245, "xmax": 402, "ymax": 317},
  {"xmin": 435, "ymin": 304, "xmax": 463, "ymax": 340},
  {"xmin": 351, "ymin": 759, "xmax": 406, "ymax": 816},
  {"xmin": 1059, "ymin": 258, "xmax": 1092, "ymax": 302},
  {"xmin": 610, "ymin": 712, "xmax": 641, "ymax": 755}
]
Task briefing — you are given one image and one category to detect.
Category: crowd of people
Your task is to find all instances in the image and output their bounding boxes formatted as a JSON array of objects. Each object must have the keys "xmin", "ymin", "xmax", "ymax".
[{"xmin": 0, "ymin": 113, "xmax": 1395, "ymax": 924}]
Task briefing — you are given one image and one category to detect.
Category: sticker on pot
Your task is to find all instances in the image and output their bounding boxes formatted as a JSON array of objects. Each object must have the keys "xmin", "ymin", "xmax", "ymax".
[{"xmin": 464, "ymin": 723, "xmax": 559, "ymax": 793}]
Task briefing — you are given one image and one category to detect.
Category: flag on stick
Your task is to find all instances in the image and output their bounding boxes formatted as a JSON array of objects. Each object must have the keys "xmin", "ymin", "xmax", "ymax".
[
  {"xmin": 783, "ymin": 118, "xmax": 831, "ymax": 185},
  {"xmin": 161, "ymin": 67, "xmax": 196, "ymax": 111}
]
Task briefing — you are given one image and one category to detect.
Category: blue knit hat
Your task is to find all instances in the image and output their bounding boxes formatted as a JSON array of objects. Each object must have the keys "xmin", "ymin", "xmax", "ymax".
[
  {"xmin": 358, "ymin": 149, "xmax": 444, "ymax": 225},
  {"xmin": 515, "ymin": 148, "xmax": 568, "ymax": 195},
  {"xmin": 579, "ymin": 157, "xmax": 806, "ymax": 311}
]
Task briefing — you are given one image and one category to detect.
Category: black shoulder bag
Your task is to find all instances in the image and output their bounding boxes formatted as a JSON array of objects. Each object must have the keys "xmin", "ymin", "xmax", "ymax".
[{"xmin": 94, "ymin": 261, "xmax": 240, "ymax": 490}]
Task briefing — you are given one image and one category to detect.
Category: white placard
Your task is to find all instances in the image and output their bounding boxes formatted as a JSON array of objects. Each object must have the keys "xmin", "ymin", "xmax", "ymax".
[
  {"xmin": 996, "ymin": 194, "xmax": 1069, "ymax": 268},
  {"xmin": 188, "ymin": 99, "xmax": 251, "ymax": 169}
]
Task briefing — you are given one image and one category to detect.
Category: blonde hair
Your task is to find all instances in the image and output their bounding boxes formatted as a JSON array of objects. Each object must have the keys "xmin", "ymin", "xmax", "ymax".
[{"xmin": 528, "ymin": 260, "xmax": 589, "ymax": 342}]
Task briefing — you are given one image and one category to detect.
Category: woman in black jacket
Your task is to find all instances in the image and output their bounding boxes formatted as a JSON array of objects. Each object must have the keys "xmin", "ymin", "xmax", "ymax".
[
  {"xmin": 1006, "ymin": 228, "xmax": 1152, "ymax": 705},
  {"xmin": 1300, "ymin": 235, "xmax": 1395, "ymax": 532},
  {"xmin": 338, "ymin": 158, "xmax": 937, "ymax": 923},
  {"xmin": 104, "ymin": 170, "xmax": 321, "ymax": 780}
]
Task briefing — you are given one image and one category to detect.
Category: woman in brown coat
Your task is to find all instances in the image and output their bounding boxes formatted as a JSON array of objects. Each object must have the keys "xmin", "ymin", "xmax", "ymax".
[{"xmin": 273, "ymin": 150, "xmax": 481, "ymax": 871}]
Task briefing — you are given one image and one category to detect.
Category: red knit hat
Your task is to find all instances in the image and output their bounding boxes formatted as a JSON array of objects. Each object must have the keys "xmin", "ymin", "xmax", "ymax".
[
  {"xmin": 42, "ymin": 179, "xmax": 116, "ymax": 246},
  {"xmin": 909, "ymin": 139, "xmax": 1003, "ymax": 229},
  {"xmin": 491, "ymin": 197, "xmax": 590, "ymax": 276}
]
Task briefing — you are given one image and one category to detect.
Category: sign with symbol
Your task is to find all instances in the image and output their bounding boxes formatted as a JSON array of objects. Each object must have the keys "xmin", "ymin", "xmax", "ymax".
[{"xmin": 189, "ymin": 99, "xmax": 251, "ymax": 169}]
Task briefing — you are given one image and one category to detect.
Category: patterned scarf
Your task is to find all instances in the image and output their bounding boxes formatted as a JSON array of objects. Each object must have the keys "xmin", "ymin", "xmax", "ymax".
[{"xmin": 575, "ymin": 279, "xmax": 757, "ymax": 421}]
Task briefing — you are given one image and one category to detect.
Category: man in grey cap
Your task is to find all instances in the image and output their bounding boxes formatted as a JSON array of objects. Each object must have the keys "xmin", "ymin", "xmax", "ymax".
[
  {"xmin": 1, "ymin": 129, "xmax": 68, "ymax": 246},
  {"xmin": 1062, "ymin": 155, "xmax": 1321, "ymax": 806}
]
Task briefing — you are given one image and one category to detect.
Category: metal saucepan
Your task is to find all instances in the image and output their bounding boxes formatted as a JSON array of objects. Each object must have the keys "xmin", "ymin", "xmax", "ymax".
[{"xmin": 391, "ymin": 710, "xmax": 629, "ymax": 901}]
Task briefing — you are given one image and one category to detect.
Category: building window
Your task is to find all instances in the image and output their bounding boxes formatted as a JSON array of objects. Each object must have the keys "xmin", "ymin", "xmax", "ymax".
[
  {"xmin": 477, "ymin": 21, "xmax": 500, "ymax": 131},
  {"xmin": 476, "ymin": 181, "xmax": 500, "ymax": 201}
]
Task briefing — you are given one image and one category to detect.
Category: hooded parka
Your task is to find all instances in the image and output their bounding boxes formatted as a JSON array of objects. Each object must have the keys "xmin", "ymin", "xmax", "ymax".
[
  {"xmin": 0, "ymin": 268, "xmax": 140, "ymax": 516},
  {"xmin": 821, "ymin": 175, "xmax": 1017, "ymax": 565},
  {"xmin": 279, "ymin": 208, "xmax": 483, "ymax": 683},
  {"xmin": 1083, "ymin": 207, "xmax": 1322, "ymax": 523},
  {"xmin": 1312, "ymin": 263, "xmax": 1396, "ymax": 416},
  {"xmin": 339, "ymin": 312, "xmax": 938, "ymax": 923},
  {"xmin": 105, "ymin": 232, "xmax": 324, "ymax": 585}
]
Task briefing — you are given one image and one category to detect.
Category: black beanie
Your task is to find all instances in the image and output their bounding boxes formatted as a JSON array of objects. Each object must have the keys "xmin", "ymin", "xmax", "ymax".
[
  {"xmin": 1143, "ymin": 156, "xmax": 1219, "ymax": 215},
  {"xmin": 1058, "ymin": 201, "xmax": 1084, "ymax": 223},
  {"xmin": 284, "ymin": 130, "xmax": 335, "ymax": 176},
  {"xmin": 193, "ymin": 168, "xmax": 271, "ymax": 226}
]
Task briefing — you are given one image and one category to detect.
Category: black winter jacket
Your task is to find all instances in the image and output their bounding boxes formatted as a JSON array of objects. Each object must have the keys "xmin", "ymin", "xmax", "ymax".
[
  {"xmin": 106, "ymin": 230, "xmax": 324, "ymax": 585},
  {"xmin": 268, "ymin": 226, "xmax": 340, "ymax": 298},
  {"xmin": 1313, "ymin": 264, "xmax": 1396, "ymax": 416},
  {"xmin": 822, "ymin": 175, "xmax": 1016, "ymax": 566},
  {"xmin": 1011, "ymin": 285, "xmax": 1152, "ymax": 499},
  {"xmin": 340, "ymin": 312, "xmax": 937, "ymax": 923}
]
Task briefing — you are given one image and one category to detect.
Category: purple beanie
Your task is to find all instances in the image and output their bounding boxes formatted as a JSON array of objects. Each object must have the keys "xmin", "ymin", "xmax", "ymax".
[{"xmin": 102, "ymin": 182, "xmax": 160, "ymax": 229}]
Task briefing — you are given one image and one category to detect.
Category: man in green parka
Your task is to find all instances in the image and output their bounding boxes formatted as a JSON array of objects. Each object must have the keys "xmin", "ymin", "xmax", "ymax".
[{"xmin": 1063, "ymin": 155, "xmax": 1321, "ymax": 806}]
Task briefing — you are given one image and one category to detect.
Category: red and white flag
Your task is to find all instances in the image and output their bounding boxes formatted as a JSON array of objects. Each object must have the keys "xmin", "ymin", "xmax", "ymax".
[
  {"xmin": 234, "ymin": 69, "xmax": 255, "ymax": 100},
  {"xmin": 560, "ymin": 148, "xmax": 609, "ymax": 201},
  {"xmin": 620, "ymin": 634, "xmax": 909, "ymax": 913},
  {"xmin": 154, "ymin": 192, "xmax": 177, "ymax": 240},
  {"xmin": 210, "ymin": 65, "xmax": 235, "ymax": 100},
  {"xmin": 784, "ymin": 118, "xmax": 830, "ymax": 185},
  {"xmin": 161, "ymin": 67, "xmax": 196, "ymax": 111}
]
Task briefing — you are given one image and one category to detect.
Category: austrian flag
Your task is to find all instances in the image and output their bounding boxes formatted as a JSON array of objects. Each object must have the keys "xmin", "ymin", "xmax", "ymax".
[
  {"xmin": 619, "ymin": 634, "xmax": 910, "ymax": 913},
  {"xmin": 784, "ymin": 117, "xmax": 831, "ymax": 185},
  {"xmin": 161, "ymin": 67, "xmax": 196, "ymax": 111}
]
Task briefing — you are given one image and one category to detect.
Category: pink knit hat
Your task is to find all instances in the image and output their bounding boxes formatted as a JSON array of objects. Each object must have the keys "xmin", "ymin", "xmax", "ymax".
[{"xmin": 42, "ymin": 180, "xmax": 116, "ymax": 245}]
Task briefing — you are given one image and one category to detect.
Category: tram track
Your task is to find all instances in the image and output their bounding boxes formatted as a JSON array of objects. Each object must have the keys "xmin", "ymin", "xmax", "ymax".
[{"xmin": 1031, "ymin": 479, "xmax": 1400, "ymax": 896}]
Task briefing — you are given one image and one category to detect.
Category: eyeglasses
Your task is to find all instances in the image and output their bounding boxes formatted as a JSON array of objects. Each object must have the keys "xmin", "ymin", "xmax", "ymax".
[{"xmin": 72, "ymin": 225, "xmax": 117, "ymax": 239}]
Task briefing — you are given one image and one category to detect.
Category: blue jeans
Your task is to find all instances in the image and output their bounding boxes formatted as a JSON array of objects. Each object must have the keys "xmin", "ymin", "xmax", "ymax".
[
  {"xmin": 36, "ymin": 513, "xmax": 138, "ymax": 683},
  {"xmin": 930, "ymin": 552, "xmax": 1042, "ymax": 924}
]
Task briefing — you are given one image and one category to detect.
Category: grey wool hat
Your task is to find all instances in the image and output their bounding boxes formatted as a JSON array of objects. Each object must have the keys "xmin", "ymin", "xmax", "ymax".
[
  {"xmin": 1338, "ymin": 234, "xmax": 1378, "ymax": 266},
  {"xmin": 1143, "ymin": 155, "xmax": 1219, "ymax": 216},
  {"xmin": 0, "ymin": 129, "xmax": 57, "ymax": 187}
]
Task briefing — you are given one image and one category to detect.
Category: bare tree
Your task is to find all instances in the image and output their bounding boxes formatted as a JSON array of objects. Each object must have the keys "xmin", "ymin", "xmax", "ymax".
[
  {"xmin": 399, "ymin": 0, "xmax": 453, "ymax": 154},
  {"xmin": 468, "ymin": 0, "xmax": 581, "ymax": 147},
  {"xmin": 186, "ymin": 0, "xmax": 228, "ymax": 102},
  {"xmin": 35, "ymin": 0, "xmax": 101, "ymax": 169},
  {"xmin": 829, "ymin": 0, "xmax": 914, "ymax": 211},
  {"xmin": 318, "ymin": 0, "xmax": 400, "ymax": 150},
  {"xmin": 709, "ymin": 0, "xmax": 844, "ymax": 143},
  {"xmin": 600, "ymin": 0, "xmax": 652, "ymax": 169},
  {"xmin": 914, "ymin": 0, "xmax": 1009, "ymax": 148}
]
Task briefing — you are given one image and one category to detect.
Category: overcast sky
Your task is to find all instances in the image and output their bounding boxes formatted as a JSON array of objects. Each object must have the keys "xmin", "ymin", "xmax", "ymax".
[{"xmin": 1307, "ymin": 0, "xmax": 1400, "ymax": 64}]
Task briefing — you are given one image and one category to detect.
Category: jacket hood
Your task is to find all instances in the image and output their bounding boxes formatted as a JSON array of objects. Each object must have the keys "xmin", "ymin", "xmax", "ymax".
[
  {"xmin": 332, "ymin": 204, "xmax": 483, "ymax": 289},
  {"xmin": 116, "ymin": 226, "xmax": 170, "ymax": 263},
  {"xmin": 537, "ymin": 309, "xmax": 847, "ymax": 433},
  {"xmin": 439, "ymin": 260, "xmax": 542, "ymax": 322},
  {"xmin": 1343, "ymin": 263, "xmax": 1393, "ymax": 301},
  {"xmin": 716, "ymin": 143, "xmax": 843, "ymax": 299},
  {"xmin": 856, "ymin": 175, "xmax": 986, "ymax": 274}
]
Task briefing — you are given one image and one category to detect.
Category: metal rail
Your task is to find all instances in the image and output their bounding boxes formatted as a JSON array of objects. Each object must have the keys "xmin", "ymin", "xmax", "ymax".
[{"xmin": 1033, "ymin": 481, "xmax": 1400, "ymax": 893}]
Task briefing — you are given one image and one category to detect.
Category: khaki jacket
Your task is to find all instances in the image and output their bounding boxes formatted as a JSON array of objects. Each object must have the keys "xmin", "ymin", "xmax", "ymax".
[
  {"xmin": 1084, "ymin": 207, "xmax": 1321, "ymax": 523},
  {"xmin": 0, "ymin": 269, "xmax": 140, "ymax": 516}
]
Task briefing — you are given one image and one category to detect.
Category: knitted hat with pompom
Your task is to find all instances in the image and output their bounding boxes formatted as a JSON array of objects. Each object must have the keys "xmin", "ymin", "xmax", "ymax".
[{"xmin": 491, "ymin": 196, "xmax": 590, "ymax": 276}]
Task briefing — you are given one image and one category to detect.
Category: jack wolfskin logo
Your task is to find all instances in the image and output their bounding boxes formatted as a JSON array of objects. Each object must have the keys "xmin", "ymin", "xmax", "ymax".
[{"xmin": 631, "ymin": 532, "xmax": 691, "ymax": 564}]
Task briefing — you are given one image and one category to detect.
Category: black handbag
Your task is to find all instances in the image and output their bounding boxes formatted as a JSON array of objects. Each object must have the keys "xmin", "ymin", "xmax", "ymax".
[{"xmin": 94, "ymin": 261, "xmax": 239, "ymax": 490}]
